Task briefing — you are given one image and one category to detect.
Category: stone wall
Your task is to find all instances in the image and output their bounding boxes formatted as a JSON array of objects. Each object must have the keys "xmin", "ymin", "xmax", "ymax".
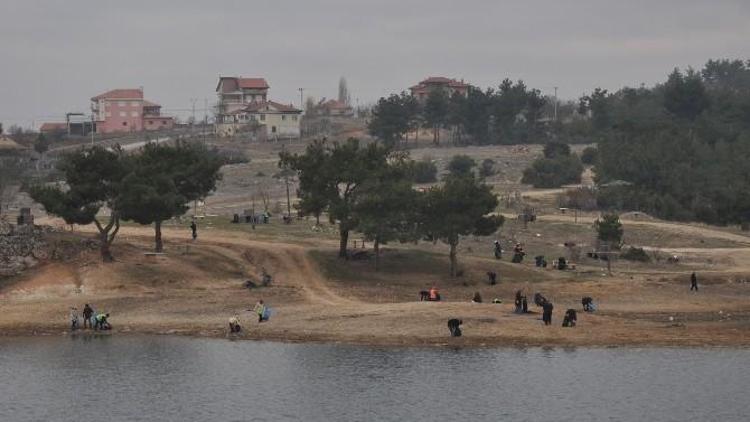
[{"xmin": 0, "ymin": 220, "xmax": 95, "ymax": 278}]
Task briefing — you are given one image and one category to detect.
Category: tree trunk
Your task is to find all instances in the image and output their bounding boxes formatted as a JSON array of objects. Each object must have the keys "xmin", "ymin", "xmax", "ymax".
[
  {"xmin": 315, "ymin": 213, "xmax": 320, "ymax": 226},
  {"xmin": 338, "ymin": 229, "xmax": 349, "ymax": 259},
  {"xmin": 374, "ymin": 237, "xmax": 380, "ymax": 271},
  {"xmin": 99, "ymin": 231, "xmax": 114, "ymax": 262},
  {"xmin": 433, "ymin": 125, "xmax": 439, "ymax": 145},
  {"xmin": 94, "ymin": 214, "xmax": 119, "ymax": 262},
  {"xmin": 154, "ymin": 220, "xmax": 163, "ymax": 252},
  {"xmin": 449, "ymin": 240, "xmax": 458, "ymax": 277}
]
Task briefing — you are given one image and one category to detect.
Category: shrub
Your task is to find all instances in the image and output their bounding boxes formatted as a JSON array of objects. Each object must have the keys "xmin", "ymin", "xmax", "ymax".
[
  {"xmin": 521, "ymin": 154, "xmax": 584, "ymax": 188},
  {"xmin": 543, "ymin": 141, "xmax": 571, "ymax": 158},
  {"xmin": 479, "ymin": 158, "xmax": 496, "ymax": 178},
  {"xmin": 559, "ymin": 187, "xmax": 598, "ymax": 211},
  {"xmin": 621, "ymin": 246, "xmax": 651, "ymax": 262},
  {"xmin": 447, "ymin": 154, "xmax": 476, "ymax": 176},
  {"xmin": 580, "ymin": 146, "xmax": 599, "ymax": 165},
  {"xmin": 411, "ymin": 158, "xmax": 438, "ymax": 183}
]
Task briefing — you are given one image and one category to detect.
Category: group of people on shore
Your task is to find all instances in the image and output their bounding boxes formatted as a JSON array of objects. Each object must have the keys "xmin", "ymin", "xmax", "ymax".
[
  {"xmin": 69, "ymin": 304, "xmax": 110, "ymax": 331},
  {"xmin": 228, "ymin": 299, "xmax": 271, "ymax": 334}
]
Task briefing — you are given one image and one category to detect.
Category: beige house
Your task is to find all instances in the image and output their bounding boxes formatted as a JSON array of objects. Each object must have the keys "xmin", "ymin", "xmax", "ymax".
[{"xmin": 218, "ymin": 100, "xmax": 301, "ymax": 138}]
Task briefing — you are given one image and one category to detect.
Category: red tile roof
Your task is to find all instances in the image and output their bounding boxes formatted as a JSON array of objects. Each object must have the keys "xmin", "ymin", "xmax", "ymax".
[
  {"xmin": 91, "ymin": 89, "xmax": 144, "ymax": 101},
  {"xmin": 216, "ymin": 76, "xmax": 269, "ymax": 92},
  {"xmin": 39, "ymin": 122, "xmax": 68, "ymax": 132},
  {"xmin": 238, "ymin": 78, "xmax": 269, "ymax": 89},
  {"xmin": 321, "ymin": 99, "xmax": 351, "ymax": 110},
  {"xmin": 239, "ymin": 100, "xmax": 300, "ymax": 113}
]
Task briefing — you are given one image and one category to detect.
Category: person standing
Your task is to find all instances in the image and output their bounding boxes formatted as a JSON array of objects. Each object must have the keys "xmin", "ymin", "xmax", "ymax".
[
  {"xmin": 190, "ymin": 220, "xmax": 197, "ymax": 241},
  {"xmin": 690, "ymin": 272, "xmax": 698, "ymax": 291},
  {"xmin": 70, "ymin": 307, "xmax": 79, "ymax": 331},
  {"xmin": 493, "ymin": 240, "xmax": 502, "ymax": 260},
  {"xmin": 82, "ymin": 304, "xmax": 94, "ymax": 329},
  {"xmin": 253, "ymin": 300, "xmax": 267, "ymax": 323},
  {"xmin": 542, "ymin": 302, "xmax": 554, "ymax": 326}
]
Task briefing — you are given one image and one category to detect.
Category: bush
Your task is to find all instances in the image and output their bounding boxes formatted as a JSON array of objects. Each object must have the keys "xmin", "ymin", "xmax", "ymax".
[
  {"xmin": 621, "ymin": 246, "xmax": 651, "ymax": 262},
  {"xmin": 447, "ymin": 154, "xmax": 476, "ymax": 176},
  {"xmin": 411, "ymin": 158, "xmax": 438, "ymax": 183},
  {"xmin": 479, "ymin": 158, "xmax": 496, "ymax": 178},
  {"xmin": 580, "ymin": 146, "xmax": 599, "ymax": 165},
  {"xmin": 543, "ymin": 141, "xmax": 571, "ymax": 158},
  {"xmin": 521, "ymin": 154, "xmax": 584, "ymax": 188}
]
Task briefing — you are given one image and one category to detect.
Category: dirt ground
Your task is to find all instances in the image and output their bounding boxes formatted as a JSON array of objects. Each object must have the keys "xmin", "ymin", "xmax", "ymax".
[{"xmin": 1, "ymin": 221, "xmax": 749, "ymax": 347}]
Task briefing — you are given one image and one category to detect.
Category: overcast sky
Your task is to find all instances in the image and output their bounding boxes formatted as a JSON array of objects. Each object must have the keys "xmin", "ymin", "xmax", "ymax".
[{"xmin": 1, "ymin": 0, "xmax": 748, "ymax": 128}]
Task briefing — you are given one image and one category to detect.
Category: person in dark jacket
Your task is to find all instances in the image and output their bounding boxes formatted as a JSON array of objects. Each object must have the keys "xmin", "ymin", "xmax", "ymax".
[
  {"xmin": 690, "ymin": 272, "xmax": 699, "ymax": 291},
  {"xmin": 542, "ymin": 302, "xmax": 554, "ymax": 326},
  {"xmin": 82, "ymin": 304, "xmax": 94, "ymax": 329},
  {"xmin": 190, "ymin": 221, "xmax": 198, "ymax": 241},
  {"xmin": 448, "ymin": 319, "xmax": 463, "ymax": 337}
]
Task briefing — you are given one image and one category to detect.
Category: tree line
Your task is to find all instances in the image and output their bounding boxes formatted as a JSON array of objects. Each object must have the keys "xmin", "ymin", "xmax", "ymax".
[
  {"xmin": 587, "ymin": 58, "xmax": 750, "ymax": 225},
  {"xmin": 280, "ymin": 139, "xmax": 503, "ymax": 276},
  {"xmin": 368, "ymin": 79, "xmax": 550, "ymax": 146},
  {"xmin": 29, "ymin": 142, "xmax": 223, "ymax": 261}
]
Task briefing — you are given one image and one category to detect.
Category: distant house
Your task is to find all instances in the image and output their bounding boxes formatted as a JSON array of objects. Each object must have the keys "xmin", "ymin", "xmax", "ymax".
[
  {"xmin": 409, "ymin": 76, "xmax": 470, "ymax": 102},
  {"xmin": 90, "ymin": 88, "xmax": 173, "ymax": 134},
  {"xmin": 215, "ymin": 76, "xmax": 300, "ymax": 138},
  {"xmin": 39, "ymin": 122, "xmax": 68, "ymax": 134},
  {"xmin": 215, "ymin": 76, "xmax": 270, "ymax": 122},
  {"xmin": 314, "ymin": 99, "xmax": 354, "ymax": 117},
  {"xmin": 222, "ymin": 100, "xmax": 301, "ymax": 138}
]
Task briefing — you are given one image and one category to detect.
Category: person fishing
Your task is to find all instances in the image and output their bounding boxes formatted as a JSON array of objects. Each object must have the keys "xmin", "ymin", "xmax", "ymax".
[
  {"xmin": 95, "ymin": 313, "xmax": 111, "ymax": 330},
  {"xmin": 190, "ymin": 220, "xmax": 198, "ymax": 241},
  {"xmin": 253, "ymin": 300, "xmax": 268, "ymax": 323},
  {"xmin": 82, "ymin": 304, "xmax": 94, "ymax": 329},
  {"xmin": 70, "ymin": 307, "xmax": 79, "ymax": 331},
  {"xmin": 690, "ymin": 272, "xmax": 699, "ymax": 291},
  {"xmin": 228, "ymin": 315, "xmax": 242, "ymax": 333}
]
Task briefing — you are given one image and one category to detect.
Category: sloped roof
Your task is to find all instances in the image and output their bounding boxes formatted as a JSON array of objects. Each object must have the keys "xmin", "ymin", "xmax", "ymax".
[
  {"xmin": 39, "ymin": 122, "xmax": 68, "ymax": 132},
  {"xmin": 142, "ymin": 100, "xmax": 161, "ymax": 107},
  {"xmin": 91, "ymin": 88, "xmax": 144, "ymax": 101},
  {"xmin": 320, "ymin": 99, "xmax": 352, "ymax": 110},
  {"xmin": 216, "ymin": 76, "xmax": 269, "ymax": 92},
  {"xmin": 236, "ymin": 100, "xmax": 301, "ymax": 114}
]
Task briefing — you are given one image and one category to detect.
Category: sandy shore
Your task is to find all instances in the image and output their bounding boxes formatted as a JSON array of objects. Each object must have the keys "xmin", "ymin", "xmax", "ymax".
[{"xmin": 2, "ymin": 226, "xmax": 750, "ymax": 348}]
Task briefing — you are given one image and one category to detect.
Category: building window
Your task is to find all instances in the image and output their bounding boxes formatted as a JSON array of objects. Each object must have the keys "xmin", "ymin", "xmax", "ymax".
[
  {"xmin": 260, "ymin": 114, "xmax": 265, "ymax": 121},
  {"xmin": 292, "ymin": 115, "xmax": 298, "ymax": 121},
  {"xmin": 119, "ymin": 111, "xmax": 126, "ymax": 117},
  {"xmin": 122, "ymin": 122, "xmax": 127, "ymax": 126},
  {"xmin": 272, "ymin": 126, "xmax": 277, "ymax": 133},
  {"xmin": 148, "ymin": 120, "xmax": 154, "ymax": 125},
  {"xmin": 162, "ymin": 121, "xmax": 166, "ymax": 125},
  {"xmin": 131, "ymin": 111, "xmax": 139, "ymax": 117},
  {"xmin": 131, "ymin": 101, "xmax": 139, "ymax": 107},
  {"xmin": 118, "ymin": 101, "xmax": 126, "ymax": 107}
]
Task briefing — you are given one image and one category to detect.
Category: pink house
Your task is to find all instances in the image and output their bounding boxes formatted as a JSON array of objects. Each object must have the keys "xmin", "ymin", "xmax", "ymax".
[{"xmin": 91, "ymin": 88, "xmax": 174, "ymax": 134}]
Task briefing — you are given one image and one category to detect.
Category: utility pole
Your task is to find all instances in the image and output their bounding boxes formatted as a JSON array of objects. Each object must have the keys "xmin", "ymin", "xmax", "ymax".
[{"xmin": 553, "ymin": 86, "xmax": 559, "ymax": 122}]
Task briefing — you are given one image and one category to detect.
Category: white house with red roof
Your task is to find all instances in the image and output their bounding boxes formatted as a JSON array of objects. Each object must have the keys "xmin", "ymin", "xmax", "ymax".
[
  {"xmin": 215, "ymin": 76, "xmax": 300, "ymax": 138},
  {"xmin": 409, "ymin": 76, "xmax": 470, "ymax": 103},
  {"xmin": 90, "ymin": 88, "xmax": 173, "ymax": 134}
]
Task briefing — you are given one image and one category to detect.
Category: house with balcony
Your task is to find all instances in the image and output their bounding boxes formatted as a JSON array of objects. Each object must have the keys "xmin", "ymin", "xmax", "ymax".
[
  {"xmin": 90, "ymin": 88, "xmax": 173, "ymax": 134},
  {"xmin": 215, "ymin": 76, "xmax": 300, "ymax": 138},
  {"xmin": 409, "ymin": 76, "xmax": 470, "ymax": 103}
]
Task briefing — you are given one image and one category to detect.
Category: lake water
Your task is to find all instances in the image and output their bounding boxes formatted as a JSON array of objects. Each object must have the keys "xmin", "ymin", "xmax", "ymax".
[{"xmin": 0, "ymin": 335, "xmax": 748, "ymax": 422}]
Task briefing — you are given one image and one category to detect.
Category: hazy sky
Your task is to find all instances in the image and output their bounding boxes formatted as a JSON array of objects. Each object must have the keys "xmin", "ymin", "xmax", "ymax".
[{"xmin": 1, "ymin": 0, "xmax": 748, "ymax": 128}]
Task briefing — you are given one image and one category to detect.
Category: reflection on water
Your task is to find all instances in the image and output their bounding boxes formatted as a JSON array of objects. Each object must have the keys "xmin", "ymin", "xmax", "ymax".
[{"xmin": 0, "ymin": 335, "xmax": 748, "ymax": 422}]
